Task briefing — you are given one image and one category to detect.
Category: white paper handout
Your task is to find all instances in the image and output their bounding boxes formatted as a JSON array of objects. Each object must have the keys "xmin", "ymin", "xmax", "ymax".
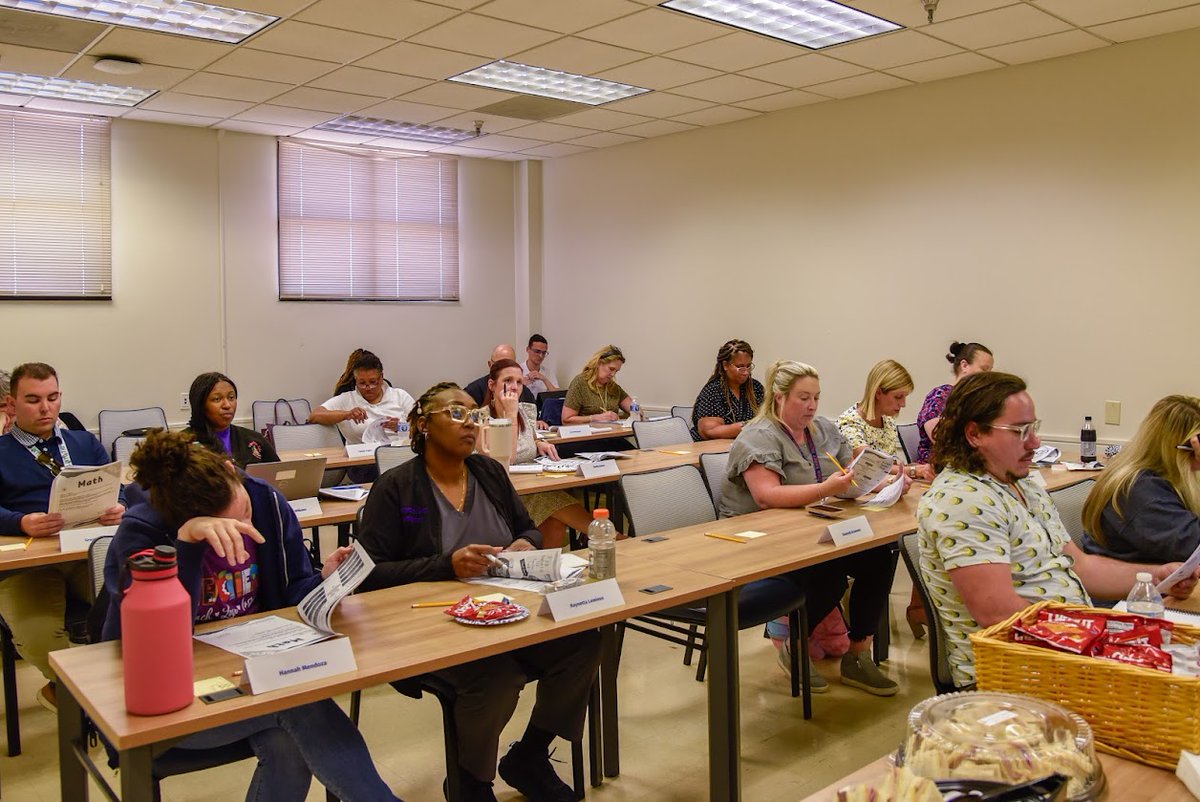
[
  {"xmin": 48, "ymin": 463, "xmax": 123, "ymax": 529},
  {"xmin": 465, "ymin": 549, "xmax": 588, "ymax": 593},
  {"xmin": 1033, "ymin": 445, "xmax": 1061, "ymax": 464},
  {"xmin": 318, "ymin": 485, "xmax": 370, "ymax": 501},
  {"xmin": 857, "ymin": 473, "xmax": 905, "ymax": 510},
  {"xmin": 576, "ymin": 451, "xmax": 633, "ymax": 461},
  {"xmin": 836, "ymin": 448, "xmax": 895, "ymax": 500},
  {"xmin": 1154, "ymin": 541, "xmax": 1200, "ymax": 594},
  {"xmin": 296, "ymin": 544, "xmax": 376, "ymax": 634}
]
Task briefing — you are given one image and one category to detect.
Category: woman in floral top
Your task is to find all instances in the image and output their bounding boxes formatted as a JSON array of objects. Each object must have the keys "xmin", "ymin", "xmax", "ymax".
[
  {"xmin": 837, "ymin": 360, "xmax": 934, "ymax": 482},
  {"xmin": 915, "ymin": 341, "xmax": 994, "ymax": 464}
]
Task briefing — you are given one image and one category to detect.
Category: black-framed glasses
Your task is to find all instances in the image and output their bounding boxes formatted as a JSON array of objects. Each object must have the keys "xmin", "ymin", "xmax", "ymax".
[
  {"xmin": 990, "ymin": 420, "xmax": 1042, "ymax": 440},
  {"xmin": 34, "ymin": 449, "xmax": 62, "ymax": 476},
  {"xmin": 430, "ymin": 405, "xmax": 490, "ymax": 425}
]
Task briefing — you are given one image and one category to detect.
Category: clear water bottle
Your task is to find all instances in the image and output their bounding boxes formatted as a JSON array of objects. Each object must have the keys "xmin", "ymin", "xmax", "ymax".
[
  {"xmin": 629, "ymin": 397, "xmax": 643, "ymax": 422},
  {"xmin": 1080, "ymin": 416, "xmax": 1097, "ymax": 463},
  {"xmin": 588, "ymin": 508, "xmax": 616, "ymax": 580},
  {"xmin": 1126, "ymin": 571, "xmax": 1165, "ymax": 618}
]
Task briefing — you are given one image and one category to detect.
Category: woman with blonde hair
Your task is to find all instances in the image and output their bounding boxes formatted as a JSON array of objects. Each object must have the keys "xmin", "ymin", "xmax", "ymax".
[
  {"xmin": 1081, "ymin": 395, "xmax": 1200, "ymax": 563},
  {"xmin": 837, "ymin": 359, "xmax": 934, "ymax": 482},
  {"xmin": 692, "ymin": 339, "xmax": 763, "ymax": 440},
  {"xmin": 561, "ymin": 345, "xmax": 633, "ymax": 425},
  {"xmin": 721, "ymin": 360, "xmax": 907, "ymax": 697}
]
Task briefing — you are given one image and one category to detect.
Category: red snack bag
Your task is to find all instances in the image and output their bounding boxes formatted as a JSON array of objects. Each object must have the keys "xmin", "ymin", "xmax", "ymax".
[
  {"xmin": 445, "ymin": 595, "xmax": 522, "ymax": 621},
  {"xmin": 1097, "ymin": 643, "xmax": 1173, "ymax": 673},
  {"xmin": 1105, "ymin": 624, "xmax": 1164, "ymax": 648},
  {"xmin": 1013, "ymin": 617, "xmax": 1104, "ymax": 654}
]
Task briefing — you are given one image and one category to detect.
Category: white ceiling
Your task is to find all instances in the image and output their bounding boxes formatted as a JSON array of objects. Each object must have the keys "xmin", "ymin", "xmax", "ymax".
[{"xmin": 1, "ymin": 0, "xmax": 1198, "ymax": 160}]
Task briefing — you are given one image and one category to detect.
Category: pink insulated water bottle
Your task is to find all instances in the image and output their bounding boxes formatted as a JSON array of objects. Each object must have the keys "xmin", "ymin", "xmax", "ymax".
[{"xmin": 121, "ymin": 546, "xmax": 194, "ymax": 716}]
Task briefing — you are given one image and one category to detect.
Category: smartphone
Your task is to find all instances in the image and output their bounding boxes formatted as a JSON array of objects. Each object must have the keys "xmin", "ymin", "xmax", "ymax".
[
  {"xmin": 200, "ymin": 686, "xmax": 247, "ymax": 704},
  {"xmin": 639, "ymin": 584, "xmax": 672, "ymax": 594},
  {"xmin": 807, "ymin": 504, "xmax": 843, "ymax": 520}
]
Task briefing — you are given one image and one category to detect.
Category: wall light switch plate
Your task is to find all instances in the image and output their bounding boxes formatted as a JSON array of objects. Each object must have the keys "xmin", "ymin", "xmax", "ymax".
[{"xmin": 1104, "ymin": 400, "xmax": 1120, "ymax": 426}]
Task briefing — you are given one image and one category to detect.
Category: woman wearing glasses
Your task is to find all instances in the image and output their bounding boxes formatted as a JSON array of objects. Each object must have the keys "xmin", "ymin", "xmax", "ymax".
[
  {"xmin": 356, "ymin": 383, "xmax": 600, "ymax": 802},
  {"xmin": 311, "ymin": 352, "xmax": 414, "ymax": 446},
  {"xmin": 486, "ymin": 359, "xmax": 599, "ymax": 549},
  {"xmin": 692, "ymin": 339, "xmax": 763, "ymax": 441},
  {"xmin": 561, "ymin": 345, "xmax": 632, "ymax": 425},
  {"xmin": 1080, "ymin": 395, "xmax": 1200, "ymax": 563},
  {"xmin": 186, "ymin": 372, "xmax": 278, "ymax": 468}
]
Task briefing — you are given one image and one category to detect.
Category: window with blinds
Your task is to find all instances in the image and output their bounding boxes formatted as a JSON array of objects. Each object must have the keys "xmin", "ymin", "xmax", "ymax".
[
  {"xmin": 0, "ymin": 109, "xmax": 112, "ymax": 300},
  {"xmin": 277, "ymin": 139, "xmax": 459, "ymax": 302}
]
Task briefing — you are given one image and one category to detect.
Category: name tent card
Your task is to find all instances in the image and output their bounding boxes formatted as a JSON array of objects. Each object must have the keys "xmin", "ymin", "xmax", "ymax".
[
  {"xmin": 59, "ymin": 524, "xmax": 119, "ymax": 553},
  {"xmin": 244, "ymin": 637, "xmax": 356, "ymax": 694},
  {"xmin": 557, "ymin": 424, "xmax": 591, "ymax": 438},
  {"xmin": 818, "ymin": 515, "xmax": 875, "ymax": 547},
  {"xmin": 289, "ymin": 497, "xmax": 323, "ymax": 520},
  {"xmin": 579, "ymin": 461, "xmax": 620, "ymax": 480},
  {"xmin": 345, "ymin": 443, "xmax": 377, "ymax": 459},
  {"xmin": 538, "ymin": 578, "xmax": 624, "ymax": 621}
]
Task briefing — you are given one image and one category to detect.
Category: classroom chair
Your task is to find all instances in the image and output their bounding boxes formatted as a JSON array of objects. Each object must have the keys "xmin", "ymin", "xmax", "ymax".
[
  {"xmin": 112, "ymin": 434, "xmax": 146, "ymax": 465},
  {"xmin": 269, "ymin": 423, "xmax": 348, "ymax": 487},
  {"xmin": 375, "ymin": 443, "xmax": 417, "ymax": 476},
  {"xmin": 698, "ymin": 451, "xmax": 730, "ymax": 513},
  {"xmin": 251, "ymin": 398, "xmax": 312, "ymax": 438},
  {"xmin": 898, "ymin": 532, "xmax": 971, "ymax": 694},
  {"xmin": 631, "ymin": 417, "xmax": 692, "ymax": 449},
  {"xmin": 541, "ymin": 397, "xmax": 566, "ymax": 427},
  {"xmin": 1048, "ymin": 478, "xmax": 1097, "ymax": 550},
  {"xmin": 896, "ymin": 423, "xmax": 920, "ymax": 464},
  {"xmin": 97, "ymin": 407, "xmax": 168, "ymax": 459},
  {"xmin": 669, "ymin": 405, "xmax": 695, "ymax": 436}
]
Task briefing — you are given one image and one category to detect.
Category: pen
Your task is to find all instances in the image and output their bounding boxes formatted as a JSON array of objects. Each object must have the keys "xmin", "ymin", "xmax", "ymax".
[
  {"xmin": 704, "ymin": 532, "xmax": 747, "ymax": 544},
  {"xmin": 825, "ymin": 451, "xmax": 858, "ymax": 487},
  {"xmin": 411, "ymin": 601, "xmax": 459, "ymax": 608},
  {"xmin": 485, "ymin": 553, "xmax": 503, "ymax": 567}
]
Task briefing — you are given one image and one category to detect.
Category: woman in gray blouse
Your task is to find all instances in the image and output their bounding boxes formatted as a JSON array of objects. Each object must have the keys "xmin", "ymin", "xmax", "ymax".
[{"xmin": 722, "ymin": 360, "xmax": 906, "ymax": 698}]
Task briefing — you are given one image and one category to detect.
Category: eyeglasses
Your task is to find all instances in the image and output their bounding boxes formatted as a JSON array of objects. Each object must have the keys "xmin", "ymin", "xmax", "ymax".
[
  {"xmin": 355, "ymin": 379, "xmax": 382, "ymax": 390},
  {"xmin": 529, "ymin": 347, "xmax": 548, "ymax": 356},
  {"xmin": 729, "ymin": 362, "xmax": 755, "ymax": 373},
  {"xmin": 34, "ymin": 449, "xmax": 61, "ymax": 476},
  {"xmin": 430, "ymin": 405, "xmax": 490, "ymax": 425},
  {"xmin": 990, "ymin": 420, "xmax": 1042, "ymax": 440}
]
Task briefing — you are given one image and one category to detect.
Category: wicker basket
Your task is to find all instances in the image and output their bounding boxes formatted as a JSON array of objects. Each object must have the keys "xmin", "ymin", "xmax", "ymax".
[{"xmin": 971, "ymin": 600, "xmax": 1200, "ymax": 769}]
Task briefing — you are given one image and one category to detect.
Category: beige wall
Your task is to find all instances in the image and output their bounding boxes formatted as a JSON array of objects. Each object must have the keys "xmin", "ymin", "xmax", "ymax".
[
  {"xmin": 2, "ymin": 121, "xmax": 518, "ymax": 429},
  {"xmin": 541, "ymin": 27, "xmax": 1200, "ymax": 443}
]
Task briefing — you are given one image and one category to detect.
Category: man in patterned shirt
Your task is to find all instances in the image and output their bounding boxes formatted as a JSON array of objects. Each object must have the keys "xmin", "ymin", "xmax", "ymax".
[{"xmin": 916, "ymin": 371, "xmax": 1197, "ymax": 687}]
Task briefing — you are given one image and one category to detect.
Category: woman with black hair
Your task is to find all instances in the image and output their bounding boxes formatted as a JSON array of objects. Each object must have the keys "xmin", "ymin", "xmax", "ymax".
[{"xmin": 186, "ymin": 371, "xmax": 278, "ymax": 467}]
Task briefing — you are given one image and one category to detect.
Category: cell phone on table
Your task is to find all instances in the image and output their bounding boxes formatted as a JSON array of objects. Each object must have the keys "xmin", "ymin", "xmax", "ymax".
[{"xmin": 806, "ymin": 504, "xmax": 843, "ymax": 520}]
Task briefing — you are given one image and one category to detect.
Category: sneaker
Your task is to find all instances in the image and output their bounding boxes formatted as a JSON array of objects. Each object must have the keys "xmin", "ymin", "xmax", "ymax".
[
  {"xmin": 775, "ymin": 640, "xmax": 828, "ymax": 693},
  {"xmin": 840, "ymin": 650, "xmax": 899, "ymax": 697},
  {"xmin": 498, "ymin": 741, "xmax": 575, "ymax": 802},
  {"xmin": 37, "ymin": 682, "xmax": 57, "ymax": 712},
  {"xmin": 443, "ymin": 773, "xmax": 498, "ymax": 802}
]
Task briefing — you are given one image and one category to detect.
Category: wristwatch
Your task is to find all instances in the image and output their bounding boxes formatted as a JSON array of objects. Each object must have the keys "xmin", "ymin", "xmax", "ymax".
[{"xmin": 907, "ymin": 465, "xmax": 917, "ymax": 478}]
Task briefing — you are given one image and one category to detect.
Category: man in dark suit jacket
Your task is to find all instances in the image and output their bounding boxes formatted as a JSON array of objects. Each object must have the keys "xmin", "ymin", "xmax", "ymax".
[{"xmin": 464, "ymin": 344, "xmax": 536, "ymax": 406}]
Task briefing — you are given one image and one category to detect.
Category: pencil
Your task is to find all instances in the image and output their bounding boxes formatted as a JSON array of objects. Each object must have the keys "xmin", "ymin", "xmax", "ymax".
[
  {"xmin": 824, "ymin": 451, "xmax": 859, "ymax": 487},
  {"xmin": 704, "ymin": 532, "xmax": 747, "ymax": 544},
  {"xmin": 411, "ymin": 601, "xmax": 459, "ymax": 608},
  {"xmin": 23, "ymin": 536, "xmax": 32, "ymax": 549}
]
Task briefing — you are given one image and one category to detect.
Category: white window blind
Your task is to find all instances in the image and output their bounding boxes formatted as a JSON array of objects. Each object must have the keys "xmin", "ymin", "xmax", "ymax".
[
  {"xmin": 277, "ymin": 139, "xmax": 459, "ymax": 302},
  {"xmin": 0, "ymin": 109, "xmax": 111, "ymax": 300}
]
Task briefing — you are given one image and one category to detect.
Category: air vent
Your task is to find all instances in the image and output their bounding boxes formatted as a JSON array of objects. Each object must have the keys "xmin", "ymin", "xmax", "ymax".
[
  {"xmin": 475, "ymin": 96, "xmax": 589, "ymax": 121},
  {"xmin": 0, "ymin": 8, "xmax": 106, "ymax": 50}
]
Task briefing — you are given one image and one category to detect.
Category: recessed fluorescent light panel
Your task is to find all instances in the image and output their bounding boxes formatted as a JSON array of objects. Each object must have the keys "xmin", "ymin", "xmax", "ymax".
[
  {"xmin": 660, "ymin": 0, "xmax": 900, "ymax": 49},
  {"xmin": 315, "ymin": 116, "xmax": 477, "ymax": 145},
  {"xmin": 449, "ymin": 60, "xmax": 649, "ymax": 106},
  {"xmin": 0, "ymin": 0, "xmax": 279, "ymax": 44},
  {"xmin": 0, "ymin": 71, "xmax": 155, "ymax": 106}
]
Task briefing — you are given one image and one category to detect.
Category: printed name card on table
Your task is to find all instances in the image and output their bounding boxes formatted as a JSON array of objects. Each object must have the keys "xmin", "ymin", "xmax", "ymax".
[
  {"xmin": 345, "ymin": 443, "xmax": 377, "ymax": 459},
  {"xmin": 244, "ymin": 636, "xmax": 356, "ymax": 694},
  {"xmin": 59, "ymin": 524, "xmax": 119, "ymax": 553},
  {"xmin": 289, "ymin": 497, "xmax": 323, "ymax": 520},
  {"xmin": 818, "ymin": 515, "xmax": 875, "ymax": 547},
  {"xmin": 557, "ymin": 424, "xmax": 591, "ymax": 438},
  {"xmin": 578, "ymin": 460, "xmax": 620, "ymax": 480},
  {"xmin": 538, "ymin": 578, "xmax": 624, "ymax": 622}
]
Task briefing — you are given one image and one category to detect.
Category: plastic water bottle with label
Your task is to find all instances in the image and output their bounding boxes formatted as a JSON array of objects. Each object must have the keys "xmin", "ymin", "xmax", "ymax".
[
  {"xmin": 1126, "ymin": 572, "xmax": 1165, "ymax": 618},
  {"xmin": 588, "ymin": 508, "xmax": 616, "ymax": 580},
  {"xmin": 629, "ymin": 397, "xmax": 643, "ymax": 423}
]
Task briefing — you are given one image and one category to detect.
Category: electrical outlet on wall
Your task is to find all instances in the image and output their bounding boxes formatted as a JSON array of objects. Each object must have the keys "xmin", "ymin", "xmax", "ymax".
[{"xmin": 180, "ymin": 393, "xmax": 190, "ymax": 411}]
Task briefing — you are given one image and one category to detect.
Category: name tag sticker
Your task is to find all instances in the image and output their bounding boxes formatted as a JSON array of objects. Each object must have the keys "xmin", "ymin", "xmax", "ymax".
[
  {"xmin": 818, "ymin": 515, "xmax": 875, "ymax": 547},
  {"xmin": 579, "ymin": 461, "xmax": 620, "ymax": 479},
  {"xmin": 557, "ymin": 425, "xmax": 591, "ymax": 437},
  {"xmin": 538, "ymin": 578, "xmax": 624, "ymax": 621}
]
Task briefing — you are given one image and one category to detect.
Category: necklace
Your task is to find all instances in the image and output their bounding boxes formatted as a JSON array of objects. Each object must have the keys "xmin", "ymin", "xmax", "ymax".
[
  {"xmin": 598, "ymin": 382, "xmax": 611, "ymax": 412},
  {"xmin": 454, "ymin": 465, "xmax": 468, "ymax": 512}
]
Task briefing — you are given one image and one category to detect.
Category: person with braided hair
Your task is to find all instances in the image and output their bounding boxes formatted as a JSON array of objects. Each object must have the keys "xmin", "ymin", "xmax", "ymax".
[{"xmin": 692, "ymin": 339, "xmax": 764, "ymax": 441}]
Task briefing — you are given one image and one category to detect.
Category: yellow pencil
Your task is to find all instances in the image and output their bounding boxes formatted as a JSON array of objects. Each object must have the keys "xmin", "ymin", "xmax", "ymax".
[
  {"xmin": 411, "ymin": 601, "xmax": 459, "ymax": 608},
  {"xmin": 704, "ymin": 532, "xmax": 747, "ymax": 544},
  {"xmin": 824, "ymin": 451, "xmax": 858, "ymax": 487},
  {"xmin": 23, "ymin": 536, "xmax": 33, "ymax": 549}
]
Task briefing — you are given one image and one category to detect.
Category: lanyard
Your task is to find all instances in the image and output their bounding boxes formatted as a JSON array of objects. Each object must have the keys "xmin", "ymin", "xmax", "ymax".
[{"xmin": 781, "ymin": 424, "xmax": 824, "ymax": 483}]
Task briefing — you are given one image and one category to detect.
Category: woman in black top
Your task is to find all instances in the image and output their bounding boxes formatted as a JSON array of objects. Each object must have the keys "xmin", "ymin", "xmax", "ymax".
[
  {"xmin": 692, "ymin": 339, "xmax": 764, "ymax": 440},
  {"xmin": 186, "ymin": 372, "xmax": 278, "ymax": 468}
]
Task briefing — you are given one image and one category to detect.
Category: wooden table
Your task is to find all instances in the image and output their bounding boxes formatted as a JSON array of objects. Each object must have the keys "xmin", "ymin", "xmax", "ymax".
[
  {"xmin": 799, "ymin": 751, "xmax": 1192, "ymax": 801},
  {"xmin": 539, "ymin": 422, "xmax": 636, "ymax": 445},
  {"xmin": 0, "ymin": 534, "xmax": 87, "ymax": 572},
  {"xmin": 278, "ymin": 445, "xmax": 373, "ymax": 471},
  {"xmin": 52, "ymin": 560, "xmax": 734, "ymax": 802},
  {"xmin": 509, "ymin": 439, "xmax": 733, "ymax": 495}
]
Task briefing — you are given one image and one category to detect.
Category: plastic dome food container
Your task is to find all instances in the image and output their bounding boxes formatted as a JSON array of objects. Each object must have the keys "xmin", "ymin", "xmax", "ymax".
[{"xmin": 897, "ymin": 691, "xmax": 1105, "ymax": 801}]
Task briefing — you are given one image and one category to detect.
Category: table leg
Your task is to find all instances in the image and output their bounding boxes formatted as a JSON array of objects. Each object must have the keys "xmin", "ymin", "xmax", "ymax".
[
  {"xmin": 707, "ymin": 589, "xmax": 741, "ymax": 802},
  {"xmin": 120, "ymin": 745, "xmax": 157, "ymax": 802},
  {"xmin": 57, "ymin": 682, "xmax": 88, "ymax": 801},
  {"xmin": 600, "ymin": 623, "xmax": 620, "ymax": 778}
]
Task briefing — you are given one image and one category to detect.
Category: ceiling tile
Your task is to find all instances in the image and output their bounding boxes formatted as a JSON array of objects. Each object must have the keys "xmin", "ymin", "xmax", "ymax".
[
  {"xmin": 613, "ymin": 118, "xmax": 695, "ymax": 137},
  {"xmin": 25, "ymin": 97, "xmax": 129, "ymax": 116},
  {"xmin": 666, "ymin": 32, "xmax": 803, "ymax": 72},
  {"xmin": 464, "ymin": 132, "xmax": 545, "ymax": 150},
  {"xmin": 671, "ymin": 73, "xmax": 784, "ymax": 103},
  {"xmin": 806, "ymin": 71, "xmax": 910, "ymax": 99},
  {"xmin": 734, "ymin": 88, "xmax": 826, "ymax": 112},
  {"xmin": 0, "ymin": 44, "xmax": 74, "ymax": 76},
  {"xmin": 233, "ymin": 0, "xmax": 313, "ymax": 14},
  {"xmin": 87, "ymin": 29, "xmax": 232, "ymax": 70},
  {"xmin": 669, "ymin": 104, "xmax": 759, "ymax": 126},
  {"xmin": 408, "ymin": 13, "xmax": 561, "ymax": 58},
  {"xmin": 61, "ymin": 58, "xmax": 193, "ymax": 91},
  {"xmin": 887, "ymin": 51, "xmax": 1003, "ymax": 82},
  {"xmin": 1088, "ymin": 5, "xmax": 1200, "ymax": 41},
  {"xmin": 504, "ymin": 120, "xmax": 596, "ymax": 140},
  {"xmin": 743, "ymin": 54, "xmax": 867, "ymax": 88},
  {"xmin": 0, "ymin": 7, "xmax": 104, "ymax": 50},
  {"xmin": 577, "ymin": 8, "xmax": 726, "ymax": 52},
  {"xmin": 830, "ymin": 30, "xmax": 962, "ymax": 70},
  {"xmin": 355, "ymin": 42, "xmax": 491, "ymax": 79},
  {"xmin": 435, "ymin": 110, "xmax": 531, "ymax": 133},
  {"xmin": 924, "ymin": 4, "xmax": 1071, "ymax": 50},
  {"xmin": 171, "ymin": 72, "xmax": 292, "ymax": 102},
  {"xmin": 981, "ymin": 29, "xmax": 1108, "ymax": 64},
  {"xmin": 552, "ymin": 106, "xmax": 651, "ymax": 129},
  {"xmin": 476, "ymin": 0, "xmax": 641, "ymax": 33},
  {"xmin": 566, "ymin": 130, "xmax": 640, "ymax": 147},
  {"xmin": 595, "ymin": 55, "xmax": 719, "ymax": 90},
  {"xmin": 123, "ymin": 109, "xmax": 219, "ymax": 127},
  {"xmin": 398, "ymin": 81, "xmax": 515, "ymax": 108},
  {"xmin": 1032, "ymin": 0, "xmax": 1198, "ymax": 27},
  {"xmin": 422, "ymin": 0, "xmax": 490, "ymax": 8},
  {"xmin": 296, "ymin": 0, "xmax": 457, "ymax": 39},
  {"xmin": 511, "ymin": 36, "xmax": 644, "ymax": 74},
  {"xmin": 139, "ymin": 92, "xmax": 254, "ymax": 117},
  {"xmin": 216, "ymin": 119, "xmax": 306, "ymax": 135},
  {"xmin": 309, "ymin": 66, "xmax": 430, "ymax": 96},
  {"xmin": 488, "ymin": 150, "xmax": 538, "ymax": 160},
  {"xmin": 849, "ymin": 0, "xmax": 1015, "ymax": 28},
  {"xmin": 271, "ymin": 85, "xmax": 384, "ymax": 112},
  {"xmin": 247, "ymin": 21, "xmax": 392, "ymax": 63},
  {"xmin": 208, "ymin": 49, "xmax": 336, "ymax": 84},
  {"xmin": 520, "ymin": 142, "xmax": 592, "ymax": 157},
  {"xmin": 232, "ymin": 104, "xmax": 340, "ymax": 125},
  {"xmin": 604, "ymin": 90, "xmax": 711, "ymax": 116},
  {"xmin": 357, "ymin": 97, "xmax": 460, "ymax": 123}
]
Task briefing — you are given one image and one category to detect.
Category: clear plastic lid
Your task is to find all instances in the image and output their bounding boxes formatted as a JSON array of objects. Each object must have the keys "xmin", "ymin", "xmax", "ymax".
[{"xmin": 899, "ymin": 691, "xmax": 1103, "ymax": 800}]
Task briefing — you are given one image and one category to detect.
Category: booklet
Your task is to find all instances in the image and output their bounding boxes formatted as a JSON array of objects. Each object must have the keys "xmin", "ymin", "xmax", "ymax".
[
  {"xmin": 857, "ymin": 472, "xmax": 905, "ymax": 510},
  {"xmin": 1033, "ymin": 445, "xmax": 1061, "ymax": 464},
  {"xmin": 535, "ymin": 457, "xmax": 586, "ymax": 472},
  {"xmin": 48, "ymin": 463, "xmax": 122, "ymax": 529},
  {"xmin": 836, "ymin": 448, "xmax": 895, "ymax": 500},
  {"xmin": 576, "ymin": 451, "xmax": 634, "ymax": 461},
  {"xmin": 464, "ymin": 549, "xmax": 588, "ymax": 593},
  {"xmin": 318, "ymin": 484, "xmax": 369, "ymax": 501}
]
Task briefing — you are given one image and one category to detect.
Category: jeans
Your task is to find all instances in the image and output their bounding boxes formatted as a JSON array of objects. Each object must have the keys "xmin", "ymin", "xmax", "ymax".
[
  {"xmin": 765, "ymin": 545, "xmax": 897, "ymax": 643},
  {"xmin": 175, "ymin": 698, "xmax": 401, "ymax": 802}
]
